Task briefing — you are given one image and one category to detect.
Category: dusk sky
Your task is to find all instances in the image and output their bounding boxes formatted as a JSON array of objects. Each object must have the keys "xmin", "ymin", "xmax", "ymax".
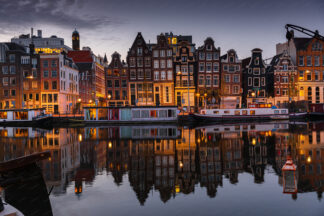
[{"xmin": 0, "ymin": 0, "xmax": 323, "ymax": 61}]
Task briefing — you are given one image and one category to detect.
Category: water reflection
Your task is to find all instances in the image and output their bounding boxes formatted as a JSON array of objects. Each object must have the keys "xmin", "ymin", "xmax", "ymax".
[{"xmin": 1, "ymin": 122, "xmax": 324, "ymax": 206}]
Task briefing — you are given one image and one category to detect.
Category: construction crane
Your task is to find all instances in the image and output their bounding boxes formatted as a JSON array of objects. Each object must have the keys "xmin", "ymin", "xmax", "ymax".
[{"xmin": 285, "ymin": 24, "xmax": 324, "ymax": 41}]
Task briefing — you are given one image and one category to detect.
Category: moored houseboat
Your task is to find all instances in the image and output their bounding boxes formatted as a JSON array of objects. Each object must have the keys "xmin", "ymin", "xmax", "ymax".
[
  {"xmin": 193, "ymin": 108, "xmax": 289, "ymax": 122},
  {"xmin": 0, "ymin": 108, "xmax": 51, "ymax": 125},
  {"xmin": 84, "ymin": 106, "xmax": 178, "ymax": 124}
]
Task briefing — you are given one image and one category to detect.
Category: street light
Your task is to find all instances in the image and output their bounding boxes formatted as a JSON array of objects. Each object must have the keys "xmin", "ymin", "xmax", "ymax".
[{"xmin": 107, "ymin": 94, "xmax": 111, "ymax": 100}]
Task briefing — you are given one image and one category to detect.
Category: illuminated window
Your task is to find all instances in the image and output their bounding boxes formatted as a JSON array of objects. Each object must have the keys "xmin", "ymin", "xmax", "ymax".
[{"xmin": 172, "ymin": 37, "xmax": 177, "ymax": 44}]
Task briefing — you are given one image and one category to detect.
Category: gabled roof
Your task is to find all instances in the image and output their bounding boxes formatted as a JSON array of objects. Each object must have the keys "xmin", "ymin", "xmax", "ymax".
[
  {"xmin": 67, "ymin": 50, "xmax": 93, "ymax": 63},
  {"xmin": 293, "ymin": 37, "xmax": 313, "ymax": 50}
]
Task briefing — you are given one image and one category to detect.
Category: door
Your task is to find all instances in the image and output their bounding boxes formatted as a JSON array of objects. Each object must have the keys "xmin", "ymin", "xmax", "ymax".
[
  {"xmin": 54, "ymin": 105, "xmax": 59, "ymax": 114},
  {"xmin": 177, "ymin": 93, "xmax": 182, "ymax": 107},
  {"xmin": 155, "ymin": 94, "xmax": 160, "ymax": 106},
  {"xmin": 131, "ymin": 95, "xmax": 136, "ymax": 106}
]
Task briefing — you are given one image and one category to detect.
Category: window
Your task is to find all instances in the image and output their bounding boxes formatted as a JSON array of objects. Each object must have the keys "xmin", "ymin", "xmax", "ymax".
[
  {"xmin": 51, "ymin": 70, "xmax": 57, "ymax": 77},
  {"xmin": 224, "ymin": 75, "xmax": 230, "ymax": 83},
  {"xmin": 213, "ymin": 52, "xmax": 219, "ymax": 60},
  {"xmin": 229, "ymin": 56, "xmax": 234, "ymax": 63},
  {"xmin": 248, "ymin": 68, "xmax": 252, "ymax": 74},
  {"xmin": 154, "ymin": 71, "xmax": 159, "ymax": 80},
  {"xmin": 107, "ymin": 80, "xmax": 112, "ymax": 87},
  {"xmin": 206, "ymin": 53, "xmax": 212, "ymax": 60},
  {"xmin": 166, "ymin": 87, "xmax": 170, "ymax": 102},
  {"xmin": 130, "ymin": 69, "xmax": 136, "ymax": 79},
  {"xmin": 167, "ymin": 59, "xmax": 172, "ymax": 68},
  {"xmin": 2, "ymin": 66, "xmax": 8, "ymax": 74},
  {"xmin": 307, "ymin": 56, "xmax": 312, "ymax": 66},
  {"xmin": 42, "ymin": 94, "xmax": 46, "ymax": 103},
  {"xmin": 233, "ymin": 75, "xmax": 240, "ymax": 83},
  {"xmin": 213, "ymin": 75, "xmax": 219, "ymax": 86},
  {"xmin": 213, "ymin": 63, "xmax": 219, "ymax": 72},
  {"xmin": 160, "ymin": 71, "xmax": 166, "ymax": 80},
  {"xmin": 122, "ymin": 90, "xmax": 127, "ymax": 99},
  {"xmin": 9, "ymin": 66, "xmax": 15, "ymax": 74},
  {"xmin": 224, "ymin": 86, "xmax": 230, "ymax": 94},
  {"xmin": 248, "ymin": 77, "xmax": 252, "ymax": 86},
  {"xmin": 307, "ymin": 71, "xmax": 312, "ymax": 81},
  {"xmin": 36, "ymin": 94, "xmax": 39, "ymax": 101},
  {"xmin": 181, "ymin": 56, "xmax": 187, "ymax": 62},
  {"xmin": 299, "ymin": 70, "xmax": 304, "ymax": 81},
  {"xmin": 229, "ymin": 65, "xmax": 235, "ymax": 72},
  {"xmin": 153, "ymin": 50, "xmax": 159, "ymax": 57},
  {"xmin": 206, "ymin": 63, "xmax": 212, "ymax": 72},
  {"xmin": 9, "ymin": 54, "xmax": 15, "ymax": 63},
  {"xmin": 137, "ymin": 47, "xmax": 142, "ymax": 55},
  {"xmin": 129, "ymin": 57, "xmax": 136, "ymax": 67},
  {"xmin": 250, "ymin": 110, "xmax": 255, "ymax": 115},
  {"xmin": 2, "ymin": 77, "xmax": 8, "ymax": 86},
  {"xmin": 276, "ymin": 75, "xmax": 280, "ymax": 82},
  {"xmin": 145, "ymin": 57, "xmax": 151, "ymax": 67},
  {"xmin": 167, "ymin": 50, "xmax": 172, "ymax": 57},
  {"xmin": 316, "ymin": 87, "xmax": 320, "ymax": 103},
  {"xmin": 160, "ymin": 60, "xmax": 166, "ymax": 68},
  {"xmin": 168, "ymin": 70, "xmax": 173, "ymax": 80},
  {"xmin": 3, "ymin": 90, "xmax": 8, "ymax": 97},
  {"xmin": 253, "ymin": 68, "xmax": 260, "ymax": 75},
  {"xmin": 137, "ymin": 58, "xmax": 143, "ymax": 67},
  {"xmin": 223, "ymin": 65, "xmax": 228, "ymax": 71},
  {"xmin": 233, "ymin": 86, "xmax": 239, "ymax": 94},
  {"xmin": 253, "ymin": 77, "xmax": 260, "ymax": 87},
  {"xmin": 160, "ymin": 50, "xmax": 165, "ymax": 57},
  {"xmin": 122, "ymin": 80, "xmax": 127, "ymax": 88},
  {"xmin": 138, "ymin": 69, "xmax": 144, "ymax": 79},
  {"xmin": 48, "ymin": 94, "xmax": 52, "ymax": 103},
  {"xmin": 23, "ymin": 81, "xmax": 29, "ymax": 90},
  {"xmin": 283, "ymin": 89, "xmax": 288, "ymax": 96},
  {"xmin": 115, "ymin": 90, "xmax": 120, "ymax": 100},
  {"xmin": 145, "ymin": 69, "xmax": 151, "ymax": 79},
  {"xmin": 199, "ymin": 52, "xmax": 205, "ymax": 60},
  {"xmin": 51, "ymin": 60, "xmax": 57, "ymax": 67},
  {"xmin": 206, "ymin": 75, "xmax": 211, "ymax": 86},
  {"xmin": 282, "ymin": 76, "xmax": 288, "ymax": 83},
  {"xmin": 308, "ymin": 87, "xmax": 312, "ymax": 102},
  {"xmin": 10, "ymin": 77, "xmax": 16, "ymax": 86},
  {"xmin": 199, "ymin": 63, "xmax": 205, "ymax": 72},
  {"xmin": 299, "ymin": 56, "xmax": 304, "ymax": 66},
  {"xmin": 115, "ymin": 80, "xmax": 120, "ymax": 87},
  {"xmin": 283, "ymin": 64, "xmax": 288, "ymax": 71},
  {"xmin": 254, "ymin": 58, "xmax": 259, "ymax": 65},
  {"xmin": 315, "ymin": 56, "xmax": 320, "ymax": 66},
  {"xmin": 52, "ymin": 81, "xmax": 57, "ymax": 90},
  {"xmin": 276, "ymin": 89, "xmax": 280, "ymax": 95},
  {"xmin": 43, "ymin": 70, "xmax": 49, "ymax": 77},
  {"xmin": 43, "ymin": 60, "xmax": 48, "ymax": 67},
  {"xmin": 44, "ymin": 81, "xmax": 49, "ymax": 90},
  {"xmin": 199, "ymin": 75, "xmax": 204, "ymax": 86}
]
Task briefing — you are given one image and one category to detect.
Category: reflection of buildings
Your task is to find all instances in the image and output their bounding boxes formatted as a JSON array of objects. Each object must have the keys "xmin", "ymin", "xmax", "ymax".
[
  {"xmin": 2, "ymin": 123, "xmax": 324, "ymax": 203},
  {"xmin": 197, "ymin": 129, "xmax": 222, "ymax": 197}
]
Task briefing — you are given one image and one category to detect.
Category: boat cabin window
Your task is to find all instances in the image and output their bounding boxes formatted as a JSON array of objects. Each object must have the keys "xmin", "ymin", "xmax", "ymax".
[
  {"xmin": 159, "ymin": 110, "xmax": 168, "ymax": 118},
  {"xmin": 132, "ymin": 110, "xmax": 140, "ymax": 118},
  {"xmin": 14, "ymin": 111, "xmax": 28, "ymax": 120},
  {"xmin": 274, "ymin": 110, "xmax": 279, "ymax": 114},
  {"xmin": 86, "ymin": 109, "xmax": 97, "ymax": 120},
  {"xmin": 235, "ymin": 125, "xmax": 240, "ymax": 130},
  {"xmin": 281, "ymin": 110, "xmax": 287, "ymax": 114},
  {"xmin": 235, "ymin": 110, "xmax": 240, "ymax": 115},
  {"xmin": 0, "ymin": 111, "xmax": 7, "ymax": 119},
  {"xmin": 168, "ymin": 109, "xmax": 175, "ymax": 117},
  {"xmin": 243, "ymin": 125, "xmax": 248, "ymax": 130},
  {"xmin": 224, "ymin": 110, "xmax": 230, "ymax": 114},
  {"xmin": 242, "ymin": 110, "xmax": 247, "ymax": 115},
  {"xmin": 141, "ymin": 110, "xmax": 150, "ymax": 118},
  {"xmin": 150, "ymin": 110, "xmax": 157, "ymax": 118},
  {"xmin": 213, "ymin": 110, "xmax": 219, "ymax": 114},
  {"xmin": 214, "ymin": 128, "xmax": 219, "ymax": 131},
  {"xmin": 250, "ymin": 110, "xmax": 255, "ymax": 115},
  {"xmin": 0, "ymin": 129, "xmax": 8, "ymax": 137}
]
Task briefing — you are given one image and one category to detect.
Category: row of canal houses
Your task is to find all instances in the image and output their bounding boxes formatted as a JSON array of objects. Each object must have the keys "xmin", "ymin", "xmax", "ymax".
[
  {"xmin": 0, "ymin": 29, "xmax": 323, "ymax": 113},
  {"xmin": 107, "ymin": 32, "xmax": 324, "ymax": 111}
]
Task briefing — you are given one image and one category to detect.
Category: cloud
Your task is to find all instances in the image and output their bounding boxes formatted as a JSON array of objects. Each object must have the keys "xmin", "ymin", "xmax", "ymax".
[{"xmin": 0, "ymin": 0, "xmax": 123, "ymax": 33}]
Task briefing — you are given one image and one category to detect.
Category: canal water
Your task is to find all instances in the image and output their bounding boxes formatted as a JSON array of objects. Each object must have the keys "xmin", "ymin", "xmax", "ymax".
[{"xmin": 1, "ymin": 122, "xmax": 324, "ymax": 216}]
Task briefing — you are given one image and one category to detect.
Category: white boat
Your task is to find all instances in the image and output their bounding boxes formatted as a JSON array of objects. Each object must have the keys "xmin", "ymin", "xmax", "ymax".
[
  {"xmin": 193, "ymin": 108, "xmax": 289, "ymax": 122},
  {"xmin": 0, "ymin": 108, "xmax": 51, "ymax": 125}
]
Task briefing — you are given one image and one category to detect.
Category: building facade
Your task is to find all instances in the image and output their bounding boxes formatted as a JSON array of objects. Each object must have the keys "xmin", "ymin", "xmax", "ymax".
[
  {"xmin": 243, "ymin": 48, "xmax": 268, "ymax": 107},
  {"xmin": 106, "ymin": 52, "xmax": 129, "ymax": 106},
  {"xmin": 272, "ymin": 52, "xmax": 298, "ymax": 106},
  {"xmin": 220, "ymin": 49, "xmax": 242, "ymax": 108},
  {"xmin": 0, "ymin": 43, "xmax": 40, "ymax": 109},
  {"xmin": 127, "ymin": 33, "xmax": 153, "ymax": 106},
  {"xmin": 196, "ymin": 38, "xmax": 220, "ymax": 109},
  {"xmin": 152, "ymin": 34, "xmax": 175, "ymax": 106},
  {"xmin": 40, "ymin": 53, "xmax": 79, "ymax": 114},
  {"xmin": 174, "ymin": 41, "xmax": 196, "ymax": 111}
]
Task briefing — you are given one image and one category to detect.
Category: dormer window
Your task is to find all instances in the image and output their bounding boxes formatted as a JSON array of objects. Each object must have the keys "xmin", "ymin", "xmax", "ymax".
[
  {"xmin": 206, "ymin": 45, "xmax": 212, "ymax": 51},
  {"xmin": 137, "ymin": 47, "xmax": 142, "ymax": 55},
  {"xmin": 229, "ymin": 56, "xmax": 234, "ymax": 63},
  {"xmin": 114, "ymin": 60, "xmax": 118, "ymax": 68},
  {"xmin": 255, "ymin": 58, "xmax": 259, "ymax": 65}
]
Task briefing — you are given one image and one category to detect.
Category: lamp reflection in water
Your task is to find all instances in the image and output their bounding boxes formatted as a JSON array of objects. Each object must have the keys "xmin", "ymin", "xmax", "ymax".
[{"xmin": 282, "ymin": 156, "xmax": 297, "ymax": 194}]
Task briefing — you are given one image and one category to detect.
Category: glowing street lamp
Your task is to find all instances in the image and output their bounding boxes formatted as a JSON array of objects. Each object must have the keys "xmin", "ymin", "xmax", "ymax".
[{"xmin": 107, "ymin": 94, "xmax": 112, "ymax": 100}]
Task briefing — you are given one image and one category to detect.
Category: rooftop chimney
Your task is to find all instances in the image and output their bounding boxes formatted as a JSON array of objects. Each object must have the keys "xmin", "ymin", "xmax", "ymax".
[{"xmin": 37, "ymin": 30, "xmax": 42, "ymax": 38}]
